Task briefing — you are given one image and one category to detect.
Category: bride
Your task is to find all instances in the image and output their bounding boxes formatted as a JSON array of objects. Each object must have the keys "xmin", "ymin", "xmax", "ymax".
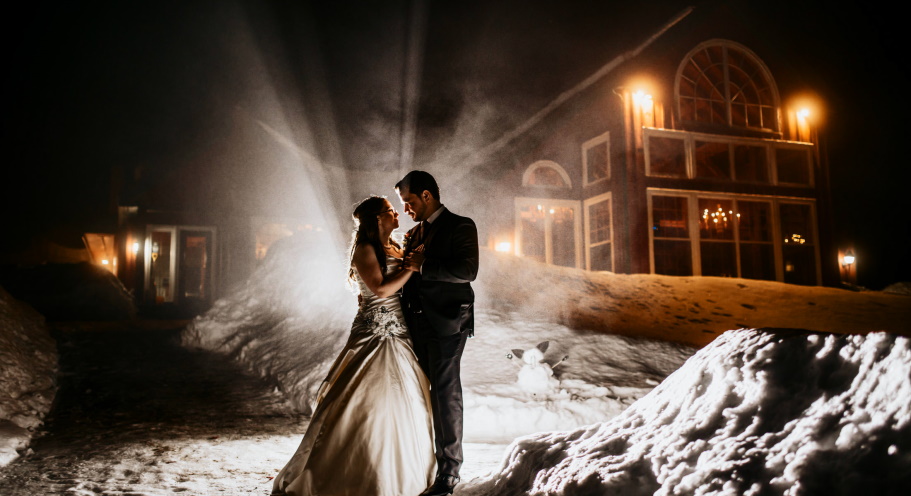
[{"xmin": 272, "ymin": 196, "xmax": 436, "ymax": 496}]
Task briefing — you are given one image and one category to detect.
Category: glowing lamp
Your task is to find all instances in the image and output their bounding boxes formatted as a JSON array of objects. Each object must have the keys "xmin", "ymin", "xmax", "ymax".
[
  {"xmin": 101, "ymin": 259, "xmax": 109, "ymax": 265},
  {"xmin": 632, "ymin": 90, "xmax": 653, "ymax": 108},
  {"xmin": 798, "ymin": 108, "xmax": 811, "ymax": 119},
  {"xmin": 843, "ymin": 250, "xmax": 855, "ymax": 266},
  {"xmin": 132, "ymin": 242, "xmax": 140, "ymax": 254},
  {"xmin": 495, "ymin": 242, "xmax": 512, "ymax": 253}
]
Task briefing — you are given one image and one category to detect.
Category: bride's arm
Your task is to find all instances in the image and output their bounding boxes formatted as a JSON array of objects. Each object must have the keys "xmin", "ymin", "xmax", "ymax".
[{"xmin": 352, "ymin": 243, "xmax": 412, "ymax": 298}]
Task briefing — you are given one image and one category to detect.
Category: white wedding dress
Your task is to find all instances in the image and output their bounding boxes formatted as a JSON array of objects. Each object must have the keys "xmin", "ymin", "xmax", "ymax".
[{"xmin": 272, "ymin": 256, "xmax": 436, "ymax": 496}]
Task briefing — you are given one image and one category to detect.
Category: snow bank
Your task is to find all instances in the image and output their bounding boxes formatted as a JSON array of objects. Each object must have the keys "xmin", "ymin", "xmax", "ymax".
[
  {"xmin": 463, "ymin": 328, "xmax": 911, "ymax": 495},
  {"xmin": 0, "ymin": 262, "xmax": 136, "ymax": 321},
  {"xmin": 182, "ymin": 236, "xmax": 696, "ymax": 439},
  {"xmin": 181, "ymin": 232, "xmax": 355, "ymax": 414},
  {"xmin": 461, "ymin": 312, "xmax": 692, "ymax": 442},
  {"xmin": 0, "ymin": 287, "xmax": 58, "ymax": 467},
  {"xmin": 478, "ymin": 251, "xmax": 911, "ymax": 347}
]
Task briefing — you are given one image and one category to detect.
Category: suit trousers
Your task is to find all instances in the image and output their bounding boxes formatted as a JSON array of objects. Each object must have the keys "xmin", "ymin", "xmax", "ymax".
[{"xmin": 409, "ymin": 312, "xmax": 469, "ymax": 478}]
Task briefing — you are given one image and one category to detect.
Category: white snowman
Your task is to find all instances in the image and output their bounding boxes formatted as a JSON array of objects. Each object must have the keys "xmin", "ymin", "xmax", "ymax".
[{"xmin": 508, "ymin": 341, "xmax": 564, "ymax": 394}]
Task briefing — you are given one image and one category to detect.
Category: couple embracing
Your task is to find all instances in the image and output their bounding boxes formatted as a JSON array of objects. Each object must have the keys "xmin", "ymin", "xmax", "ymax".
[{"xmin": 272, "ymin": 171, "xmax": 479, "ymax": 496}]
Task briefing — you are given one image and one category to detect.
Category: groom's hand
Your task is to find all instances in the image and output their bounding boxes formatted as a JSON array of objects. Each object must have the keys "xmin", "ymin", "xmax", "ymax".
[{"xmin": 404, "ymin": 251, "xmax": 425, "ymax": 272}]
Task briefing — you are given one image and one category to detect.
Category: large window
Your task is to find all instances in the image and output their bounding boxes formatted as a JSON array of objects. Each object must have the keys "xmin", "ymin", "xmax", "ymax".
[
  {"xmin": 515, "ymin": 198, "xmax": 582, "ymax": 269},
  {"xmin": 645, "ymin": 129, "xmax": 812, "ymax": 186},
  {"xmin": 584, "ymin": 193, "xmax": 613, "ymax": 271},
  {"xmin": 648, "ymin": 190, "xmax": 819, "ymax": 284},
  {"xmin": 676, "ymin": 40, "xmax": 780, "ymax": 132}
]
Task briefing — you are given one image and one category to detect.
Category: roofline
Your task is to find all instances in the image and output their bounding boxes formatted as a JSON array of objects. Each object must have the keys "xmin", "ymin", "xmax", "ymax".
[{"xmin": 445, "ymin": 5, "xmax": 695, "ymax": 178}]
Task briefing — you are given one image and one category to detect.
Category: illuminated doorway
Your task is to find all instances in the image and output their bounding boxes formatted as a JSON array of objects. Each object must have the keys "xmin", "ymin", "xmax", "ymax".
[{"xmin": 145, "ymin": 225, "xmax": 216, "ymax": 305}]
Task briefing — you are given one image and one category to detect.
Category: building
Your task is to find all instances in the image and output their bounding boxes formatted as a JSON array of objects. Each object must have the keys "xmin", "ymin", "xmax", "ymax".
[{"xmin": 471, "ymin": 5, "xmax": 838, "ymax": 286}]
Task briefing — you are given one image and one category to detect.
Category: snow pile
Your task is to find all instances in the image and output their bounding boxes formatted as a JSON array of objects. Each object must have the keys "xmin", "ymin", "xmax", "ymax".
[
  {"xmin": 0, "ymin": 287, "xmax": 58, "ymax": 467},
  {"xmin": 463, "ymin": 328, "xmax": 911, "ymax": 495},
  {"xmin": 884, "ymin": 282, "xmax": 911, "ymax": 296},
  {"xmin": 461, "ymin": 313, "xmax": 691, "ymax": 442},
  {"xmin": 181, "ymin": 232, "xmax": 356, "ymax": 414},
  {"xmin": 182, "ymin": 237, "xmax": 695, "ymax": 440},
  {"xmin": 0, "ymin": 262, "xmax": 136, "ymax": 321},
  {"xmin": 478, "ymin": 251, "xmax": 911, "ymax": 347}
]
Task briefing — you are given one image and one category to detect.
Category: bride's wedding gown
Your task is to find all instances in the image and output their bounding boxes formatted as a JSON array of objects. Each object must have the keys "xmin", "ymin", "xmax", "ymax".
[{"xmin": 272, "ymin": 256, "xmax": 436, "ymax": 496}]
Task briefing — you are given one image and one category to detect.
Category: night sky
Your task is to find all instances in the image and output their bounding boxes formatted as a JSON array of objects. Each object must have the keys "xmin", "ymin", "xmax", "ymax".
[{"xmin": 3, "ymin": 0, "xmax": 908, "ymax": 289}]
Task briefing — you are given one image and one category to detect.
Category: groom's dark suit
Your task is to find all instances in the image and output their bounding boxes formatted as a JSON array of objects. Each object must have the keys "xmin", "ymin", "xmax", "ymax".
[{"xmin": 402, "ymin": 207, "xmax": 479, "ymax": 479}]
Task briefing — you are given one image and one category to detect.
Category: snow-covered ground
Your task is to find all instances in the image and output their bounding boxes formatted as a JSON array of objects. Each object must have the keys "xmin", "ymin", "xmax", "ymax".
[
  {"xmin": 0, "ymin": 287, "xmax": 57, "ymax": 467},
  {"xmin": 180, "ymin": 231, "xmax": 911, "ymax": 493},
  {"xmin": 181, "ymin": 233, "xmax": 697, "ymax": 443},
  {"xmin": 462, "ymin": 328, "xmax": 911, "ymax": 495},
  {"xmin": 2, "ymin": 227, "xmax": 909, "ymax": 493}
]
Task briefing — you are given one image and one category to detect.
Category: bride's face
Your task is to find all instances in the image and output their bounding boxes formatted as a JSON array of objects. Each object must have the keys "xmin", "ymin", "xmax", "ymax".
[{"xmin": 376, "ymin": 200, "xmax": 399, "ymax": 233}]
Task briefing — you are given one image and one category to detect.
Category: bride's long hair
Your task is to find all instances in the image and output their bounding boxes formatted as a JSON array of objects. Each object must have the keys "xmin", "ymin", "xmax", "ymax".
[{"xmin": 348, "ymin": 196, "xmax": 400, "ymax": 286}]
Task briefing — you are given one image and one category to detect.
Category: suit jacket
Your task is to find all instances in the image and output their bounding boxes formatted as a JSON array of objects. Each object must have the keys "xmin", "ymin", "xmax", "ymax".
[{"xmin": 402, "ymin": 208, "xmax": 479, "ymax": 337}]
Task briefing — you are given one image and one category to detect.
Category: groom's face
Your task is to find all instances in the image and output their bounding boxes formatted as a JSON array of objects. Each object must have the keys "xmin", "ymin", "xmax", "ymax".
[{"xmin": 396, "ymin": 186, "xmax": 429, "ymax": 222}]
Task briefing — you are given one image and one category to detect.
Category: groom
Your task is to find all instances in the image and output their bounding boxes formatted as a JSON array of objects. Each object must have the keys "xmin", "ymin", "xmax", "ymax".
[{"xmin": 397, "ymin": 170, "xmax": 479, "ymax": 496}]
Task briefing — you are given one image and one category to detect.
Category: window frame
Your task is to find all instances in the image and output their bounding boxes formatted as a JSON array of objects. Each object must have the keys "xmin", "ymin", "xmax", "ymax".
[
  {"xmin": 675, "ymin": 39, "xmax": 781, "ymax": 133},
  {"xmin": 646, "ymin": 188, "xmax": 820, "ymax": 284},
  {"xmin": 581, "ymin": 131, "xmax": 611, "ymax": 186},
  {"xmin": 583, "ymin": 192, "xmax": 614, "ymax": 271},
  {"xmin": 644, "ymin": 128, "xmax": 814, "ymax": 187},
  {"xmin": 522, "ymin": 160, "xmax": 572, "ymax": 189},
  {"xmin": 514, "ymin": 197, "xmax": 583, "ymax": 269}
]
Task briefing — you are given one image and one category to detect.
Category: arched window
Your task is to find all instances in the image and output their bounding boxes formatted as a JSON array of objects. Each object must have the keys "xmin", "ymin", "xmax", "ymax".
[
  {"xmin": 676, "ymin": 40, "xmax": 779, "ymax": 132},
  {"xmin": 522, "ymin": 160, "xmax": 571, "ymax": 188}
]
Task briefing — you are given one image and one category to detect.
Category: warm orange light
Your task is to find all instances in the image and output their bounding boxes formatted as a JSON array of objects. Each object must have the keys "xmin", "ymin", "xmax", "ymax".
[
  {"xmin": 632, "ymin": 90, "xmax": 653, "ymax": 108},
  {"xmin": 101, "ymin": 259, "xmax": 109, "ymax": 265},
  {"xmin": 798, "ymin": 108, "xmax": 811, "ymax": 119}
]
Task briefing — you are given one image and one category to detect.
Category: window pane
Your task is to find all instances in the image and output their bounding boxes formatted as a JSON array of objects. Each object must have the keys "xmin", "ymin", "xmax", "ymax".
[
  {"xmin": 700, "ymin": 241, "xmax": 737, "ymax": 277},
  {"xmin": 734, "ymin": 145, "xmax": 769, "ymax": 183},
  {"xmin": 783, "ymin": 244, "xmax": 817, "ymax": 285},
  {"xmin": 740, "ymin": 244, "xmax": 775, "ymax": 280},
  {"xmin": 780, "ymin": 203, "xmax": 817, "ymax": 285},
  {"xmin": 551, "ymin": 207, "xmax": 576, "ymax": 268},
  {"xmin": 590, "ymin": 243, "xmax": 612, "ymax": 272},
  {"xmin": 519, "ymin": 205, "xmax": 545, "ymax": 262},
  {"xmin": 654, "ymin": 240, "xmax": 692, "ymax": 276},
  {"xmin": 780, "ymin": 203, "xmax": 813, "ymax": 245},
  {"xmin": 652, "ymin": 196, "xmax": 688, "ymax": 238},
  {"xmin": 679, "ymin": 43, "xmax": 779, "ymax": 131},
  {"xmin": 776, "ymin": 148, "xmax": 811, "ymax": 185},
  {"xmin": 586, "ymin": 141, "xmax": 609, "ymax": 182},
  {"xmin": 149, "ymin": 230, "xmax": 173, "ymax": 303},
  {"xmin": 528, "ymin": 166, "xmax": 567, "ymax": 187},
  {"xmin": 695, "ymin": 141, "xmax": 731, "ymax": 179},
  {"xmin": 648, "ymin": 136, "xmax": 686, "ymax": 177},
  {"xmin": 589, "ymin": 200, "xmax": 611, "ymax": 244},
  {"xmin": 180, "ymin": 231, "xmax": 211, "ymax": 300},
  {"xmin": 699, "ymin": 199, "xmax": 735, "ymax": 240},
  {"xmin": 737, "ymin": 201, "xmax": 772, "ymax": 242}
]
